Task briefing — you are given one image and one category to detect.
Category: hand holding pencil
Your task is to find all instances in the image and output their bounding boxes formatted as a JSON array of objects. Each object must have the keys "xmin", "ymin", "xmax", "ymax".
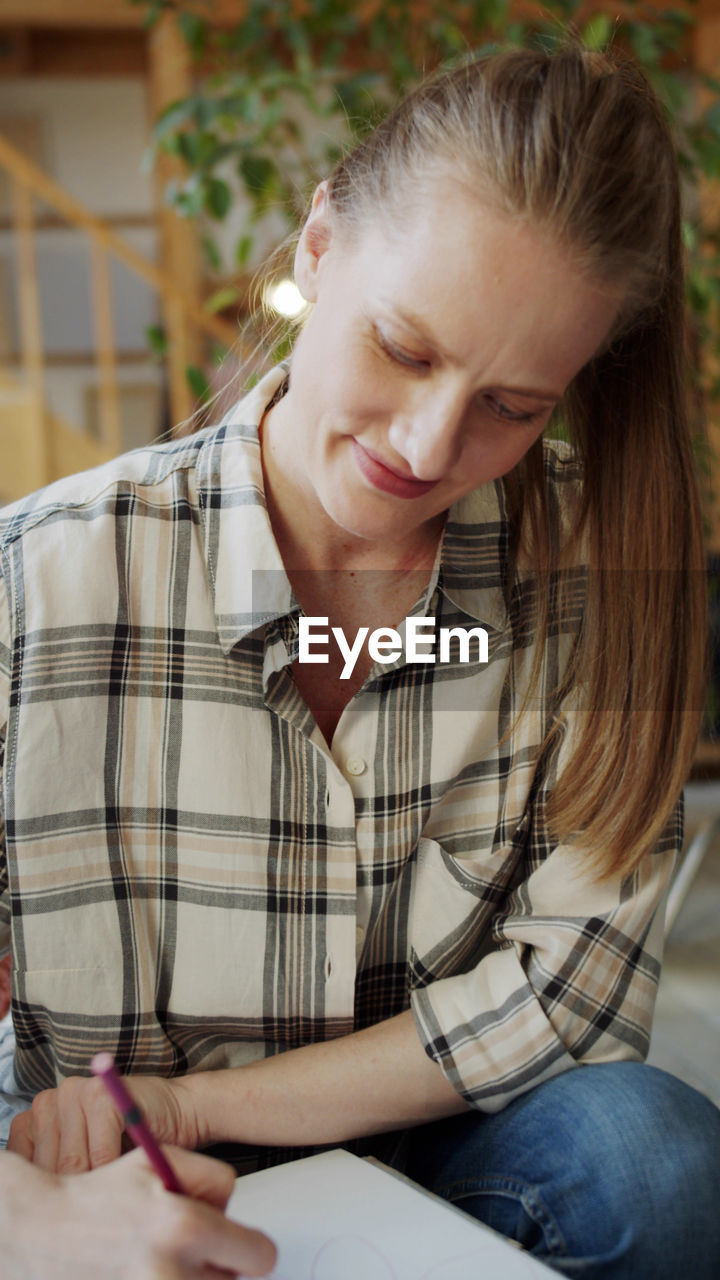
[
  {"xmin": 90, "ymin": 1052, "xmax": 187, "ymax": 1192},
  {"xmin": 8, "ymin": 1052, "xmax": 202, "ymax": 1172},
  {"xmin": 2, "ymin": 1054, "xmax": 274, "ymax": 1274},
  {"xmin": 2, "ymin": 1143, "xmax": 276, "ymax": 1279},
  {"xmin": 5, "ymin": 1053, "xmax": 276, "ymax": 1278}
]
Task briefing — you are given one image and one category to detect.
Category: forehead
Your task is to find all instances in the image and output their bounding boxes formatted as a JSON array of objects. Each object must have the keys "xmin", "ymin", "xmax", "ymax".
[{"xmin": 335, "ymin": 187, "xmax": 621, "ymax": 392}]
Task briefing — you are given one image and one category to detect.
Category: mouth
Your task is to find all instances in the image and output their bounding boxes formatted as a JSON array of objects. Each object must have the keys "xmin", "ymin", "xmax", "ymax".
[{"xmin": 351, "ymin": 440, "xmax": 439, "ymax": 500}]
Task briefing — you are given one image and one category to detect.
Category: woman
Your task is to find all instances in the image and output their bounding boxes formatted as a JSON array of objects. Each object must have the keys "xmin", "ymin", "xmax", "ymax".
[{"xmin": 1, "ymin": 42, "xmax": 719, "ymax": 1278}]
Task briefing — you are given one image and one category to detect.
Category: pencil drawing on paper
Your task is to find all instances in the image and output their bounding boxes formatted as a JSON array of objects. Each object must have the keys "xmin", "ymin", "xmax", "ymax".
[
  {"xmin": 270, "ymin": 1233, "xmax": 541, "ymax": 1279},
  {"xmin": 310, "ymin": 1234, "xmax": 398, "ymax": 1278}
]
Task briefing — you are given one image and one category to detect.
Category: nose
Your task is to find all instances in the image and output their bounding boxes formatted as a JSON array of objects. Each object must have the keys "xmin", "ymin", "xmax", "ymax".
[{"xmin": 387, "ymin": 384, "xmax": 466, "ymax": 482}]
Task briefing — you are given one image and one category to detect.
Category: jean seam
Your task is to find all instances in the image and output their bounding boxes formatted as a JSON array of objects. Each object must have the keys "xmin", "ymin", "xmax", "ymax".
[{"xmin": 432, "ymin": 1173, "xmax": 570, "ymax": 1258}]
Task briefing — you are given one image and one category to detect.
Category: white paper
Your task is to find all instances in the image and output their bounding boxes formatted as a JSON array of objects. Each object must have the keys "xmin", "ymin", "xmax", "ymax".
[{"xmin": 227, "ymin": 1149, "xmax": 556, "ymax": 1279}]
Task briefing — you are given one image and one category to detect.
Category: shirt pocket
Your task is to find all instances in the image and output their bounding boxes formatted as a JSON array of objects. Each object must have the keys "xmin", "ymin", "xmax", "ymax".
[
  {"xmin": 11, "ymin": 965, "xmax": 121, "ymax": 1019},
  {"xmin": 407, "ymin": 835, "xmax": 523, "ymax": 986},
  {"xmin": 10, "ymin": 965, "xmax": 121, "ymax": 1088}
]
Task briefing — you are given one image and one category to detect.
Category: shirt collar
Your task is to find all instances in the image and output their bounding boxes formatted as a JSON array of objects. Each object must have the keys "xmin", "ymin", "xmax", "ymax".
[
  {"xmin": 195, "ymin": 366, "xmax": 509, "ymax": 654},
  {"xmin": 433, "ymin": 484, "xmax": 510, "ymax": 632},
  {"xmin": 195, "ymin": 365, "xmax": 296, "ymax": 653}
]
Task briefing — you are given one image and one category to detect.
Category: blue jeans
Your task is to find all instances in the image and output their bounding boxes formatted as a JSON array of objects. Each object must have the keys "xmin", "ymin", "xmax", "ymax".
[{"xmin": 397, "ymin": 1062, "xmax": 720, "ymax": 1279}]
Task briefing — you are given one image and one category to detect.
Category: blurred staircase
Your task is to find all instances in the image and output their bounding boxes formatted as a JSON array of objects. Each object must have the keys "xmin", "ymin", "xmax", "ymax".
[
  {"xmin": 0, "ymin": 129, "xmax": 239, "ymax": 504},
  {"xmin": 0, "ymin": 366, "xmax": 104, "ymax": 503}
]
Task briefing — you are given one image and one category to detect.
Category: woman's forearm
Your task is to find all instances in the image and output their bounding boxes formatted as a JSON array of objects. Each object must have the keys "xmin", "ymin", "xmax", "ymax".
[
  {"xmin": 177, "ymin": 1009, "xmax": 471, "ymax": 1150},
  {"xmin": 6, "ymin": 1012, "xmax": 471, "ymax": 1174}
]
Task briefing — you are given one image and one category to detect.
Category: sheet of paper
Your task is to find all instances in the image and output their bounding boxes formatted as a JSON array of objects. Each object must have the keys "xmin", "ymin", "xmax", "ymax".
[{"xmin": 227, "ymin": 1149, "xmax": 556, "ymax": 1279}]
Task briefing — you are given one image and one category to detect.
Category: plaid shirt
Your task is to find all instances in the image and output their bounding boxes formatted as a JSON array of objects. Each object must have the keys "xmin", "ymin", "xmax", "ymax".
[{"xmin": 0, "ymin": 365, "xmax": 678, "ymax": 1133}]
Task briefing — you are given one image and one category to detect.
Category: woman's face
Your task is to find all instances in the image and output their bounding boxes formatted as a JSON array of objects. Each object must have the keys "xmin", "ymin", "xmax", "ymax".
[{"xmin": 268, "ymin": 181, "xmax": 622, "ymax": 550}]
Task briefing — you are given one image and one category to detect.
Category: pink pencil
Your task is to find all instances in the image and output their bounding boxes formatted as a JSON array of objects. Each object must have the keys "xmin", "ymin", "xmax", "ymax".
[{"xmin": 90, "ymin": 1051, "xmax": 187, "ymax": 1194}]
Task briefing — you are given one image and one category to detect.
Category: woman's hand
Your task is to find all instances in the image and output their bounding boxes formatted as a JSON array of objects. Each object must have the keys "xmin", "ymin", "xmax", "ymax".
[
  {"xmin": 2, "ymin": 1145, "xmax": 276, "ymax": 1279},
  {"xmin": 7, "ymin": 1072, "xmax": 202, "ymax": 1174},
  {"xmin": 8, "ymin": 1011, "xmax": 468, "ymax": 1170}
]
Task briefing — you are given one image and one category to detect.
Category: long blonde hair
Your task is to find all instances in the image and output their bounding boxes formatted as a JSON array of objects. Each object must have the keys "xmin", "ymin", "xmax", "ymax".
[{"xmin": 327, "ymin": 44, "xmax": 706, "ymax": 878}]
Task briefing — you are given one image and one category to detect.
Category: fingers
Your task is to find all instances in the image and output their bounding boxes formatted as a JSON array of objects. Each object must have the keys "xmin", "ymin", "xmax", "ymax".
[
  {"xmin": 135, "ymin": 1266, "xmax": 240, "ymax": 1280},
  {"xmin": 172, "ymin": 1200, "xmax": 277, "ymax": 1277},
  {"xmin": 7, "ymin": 1106, "xmax": 35, "ymax": 1161},
  {"xmin": 50, "ymin": 1076, "xmax": 123, "ymax": 1173},
  {"xmin": 12, "ymin": 1088, "xmax": 62, "ymax": 1173},
  {"xmin": 30, "ymin": 1087, "xmax": 62, "ymax": 1173},
  {"xmin": 80, "ymin": 1078, "xmax": 124, "ymax": 1169},
  {"xmin": 7, "ymin": 1093, "xmax": 278, "ymax": 1276},
  {"xmin": 135, "ymin": 1149, "xmax": 277, "ymax": 1277},
  {"xmin": 159, "ymin": 1147, "xmax": 236, "ymax": 1211},
  {"xmin": 8, "ymin": 1077, "xmax": 124, "ymax": 1174},
  {"xmin": 114, "ymin": 1150, "xmax": 276, "ymax": 1278},
  {"xmin": 55, "ymin": 1083, "xmax": 91, "ymax": 1174},
  {"xmin": 134, "ymin": 1265, "xmax": 236, "ymax": 1280},
  {"xmin": 156, "ymin": 1149, "xmax": 278, "ymax": 1271},
  {"xmin": 113, "ymin": 1251, "xmax": 240, "ymax": 1280},
  {"xmin": 9, "ymin": 1072, "xmax": 198, "ymax": 1179}
]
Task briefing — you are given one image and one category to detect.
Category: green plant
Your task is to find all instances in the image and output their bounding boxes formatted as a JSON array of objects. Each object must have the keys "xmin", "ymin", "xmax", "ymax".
[{"xmin": 132, "ymin": 1, "xmax": 720, "ymax": 417}]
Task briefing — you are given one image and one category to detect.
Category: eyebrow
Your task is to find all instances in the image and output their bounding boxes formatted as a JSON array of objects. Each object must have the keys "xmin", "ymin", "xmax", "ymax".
[{"xmin": 384, "ymin": 304, "xmax": 563, "ymax": 403}]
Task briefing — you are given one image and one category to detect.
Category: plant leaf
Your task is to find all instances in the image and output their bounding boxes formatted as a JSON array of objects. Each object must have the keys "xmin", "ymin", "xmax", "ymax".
[
  {"xmin": 186, "ymin": 365, "xmax": 212, "ymax": 404},
  {"xmin": 205, "ymin": 285, "xmax": 243, "ymax": 314}
]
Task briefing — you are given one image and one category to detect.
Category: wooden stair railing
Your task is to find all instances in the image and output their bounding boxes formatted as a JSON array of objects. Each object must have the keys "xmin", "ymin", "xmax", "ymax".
[
  {"xmin": 0, "ymin": 129, "xmax": 241, "ymax": 502},
  {"xmin": 0, "ymin": 366, "xmax": 109, "ymax": 499}
]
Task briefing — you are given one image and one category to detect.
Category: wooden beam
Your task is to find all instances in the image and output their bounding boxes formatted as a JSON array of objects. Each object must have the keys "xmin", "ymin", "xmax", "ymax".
[
  {"xmin": 89, "ymin": 240, "xmax": 122, "ymax": 457},
  {"xmin": 22, "ymin": 29, "xmax": 146, "ymax": 76},
  {"xmin": 0, "ymin": 0, "xmax": 250, "ymax": 29},
  {"xmin": 0, "ymin": 1, "xmax": 144, "ymax": 28},
  {"xmin": 10, "ymin": 175, "xmax": 50, "ymax": 488},
  {"xmin": 0, "ymin": 212, "xmax": 156, "ymax": 232}
]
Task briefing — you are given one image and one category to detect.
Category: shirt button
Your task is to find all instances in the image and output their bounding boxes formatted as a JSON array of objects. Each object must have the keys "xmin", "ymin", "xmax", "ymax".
[{"xmin": 345, "ymin": 756, "xmax": 367, "ymax": 777}]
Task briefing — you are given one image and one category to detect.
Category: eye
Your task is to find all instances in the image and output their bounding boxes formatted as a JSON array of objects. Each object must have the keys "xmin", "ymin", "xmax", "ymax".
[
  {"xmin": 484, "ymin": 394, "xmax": 546, "ymax": 426},
  {"xmin": 376, "ymin": 329, "xmax": 430, "ymax": 372}
]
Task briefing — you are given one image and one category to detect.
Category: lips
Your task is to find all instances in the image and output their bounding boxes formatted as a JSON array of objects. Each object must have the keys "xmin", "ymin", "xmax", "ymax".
[{"xmin": 351, "ymin": 440, "xmax": 438, "ymax": 500}]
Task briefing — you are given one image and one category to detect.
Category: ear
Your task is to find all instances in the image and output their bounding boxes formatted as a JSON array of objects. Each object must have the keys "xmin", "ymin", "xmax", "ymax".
[{"xmin": 294, "ymin": 181, "xmax": 333, "ymax": 304}]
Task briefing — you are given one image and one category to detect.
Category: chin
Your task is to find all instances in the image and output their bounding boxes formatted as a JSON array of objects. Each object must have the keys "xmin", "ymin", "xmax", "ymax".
[
  {"xmin": 318, "ymin": 467, "xmax": 442, "ymax": 544},
  {"xmin": 334, "ymin": 505, "xmax": 432, "ymax": 548},
  {"xmin": 323, "ymin": 506, "xmax": 384, "ymax": 542}
]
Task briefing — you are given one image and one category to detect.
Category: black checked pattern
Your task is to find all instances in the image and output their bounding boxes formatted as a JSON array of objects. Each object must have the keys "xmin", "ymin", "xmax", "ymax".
[{"xmin": 0, "ymin": 366, "xmax": 680, "ymax": 1170}]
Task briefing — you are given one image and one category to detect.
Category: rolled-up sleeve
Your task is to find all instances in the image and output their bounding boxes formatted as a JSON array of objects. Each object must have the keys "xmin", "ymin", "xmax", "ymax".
[{"xmin": 411, "ymin": 794, "xmax": 680, "ymax": 1113}]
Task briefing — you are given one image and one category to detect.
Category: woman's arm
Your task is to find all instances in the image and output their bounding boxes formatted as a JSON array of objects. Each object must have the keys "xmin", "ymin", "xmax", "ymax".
[
  {"xmin": 182, "ymin": 1008, "xmax": 471, "ymax": 1149},
  {"xmin": 8, "ymin": 801, "xmax": 679, "ymax": 1172},
  {"xmin": 8, "ymin": 1010, "xmax": 470, "ymax": 1170},
  {"xmin": 7, "ymin": 776, "xmax": 680, "ymax": 1173}
]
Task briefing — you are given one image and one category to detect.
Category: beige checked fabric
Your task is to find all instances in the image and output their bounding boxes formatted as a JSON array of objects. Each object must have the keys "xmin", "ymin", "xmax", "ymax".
[{"xmin": 0, "ymin": 365, "xmax": 679, "ymax": 1149}]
